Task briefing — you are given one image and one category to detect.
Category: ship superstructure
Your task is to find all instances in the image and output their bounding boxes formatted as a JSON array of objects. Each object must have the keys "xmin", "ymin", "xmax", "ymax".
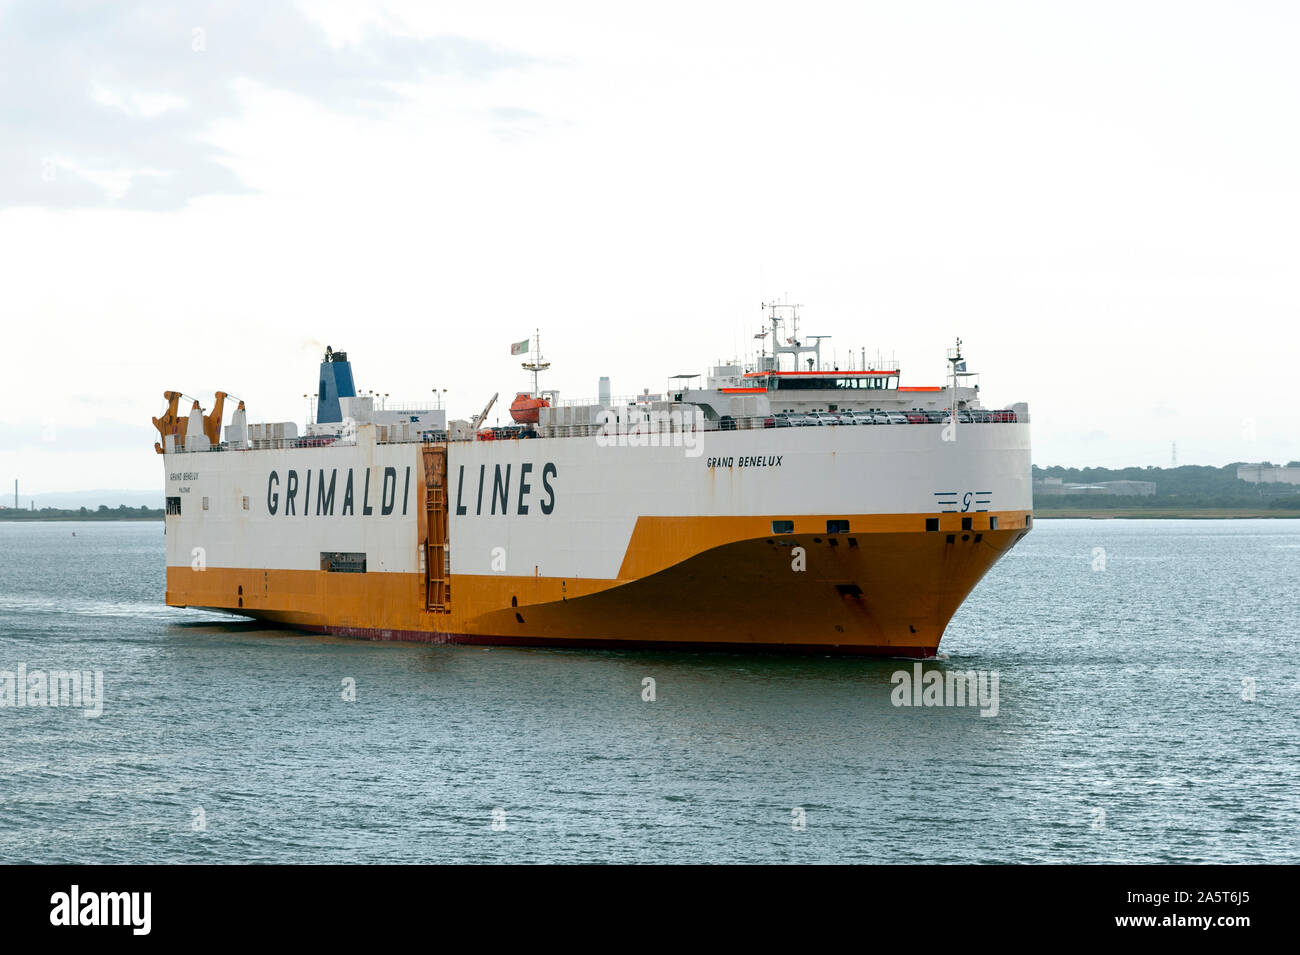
[{"xmin": 155, "ymin": 308, "xmax": 1032, "ymax": 655}]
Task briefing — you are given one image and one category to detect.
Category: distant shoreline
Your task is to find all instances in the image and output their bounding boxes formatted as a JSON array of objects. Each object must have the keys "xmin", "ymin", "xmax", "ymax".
[
  {"xmin": 0, "ymin": 517, "xmax": 163, "ymax": 522},
  {"xmin": 1034, "ymin": 509, "xmax": 1298, "ymax": 519},
  {"xmin": 0, "ymin": 511, "xmax": 162, "ymax": 522}
]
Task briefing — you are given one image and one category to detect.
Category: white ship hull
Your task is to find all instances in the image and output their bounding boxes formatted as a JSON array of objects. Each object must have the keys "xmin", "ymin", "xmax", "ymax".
[{"xmin": 163, "ymin": 419, "xmax": 1032, "ymax": 655}]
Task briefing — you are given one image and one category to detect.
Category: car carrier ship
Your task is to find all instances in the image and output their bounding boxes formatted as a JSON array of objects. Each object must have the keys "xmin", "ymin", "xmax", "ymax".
[{"xmin": 154, "ymin": 304, "xmax": 1033, "ymax": 656}]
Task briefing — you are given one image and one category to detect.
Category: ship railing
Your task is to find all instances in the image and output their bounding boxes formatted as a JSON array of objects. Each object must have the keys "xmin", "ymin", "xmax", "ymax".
[
  {"xmin": 345, "ymin": 396, "xmax": 444, "ymax": 413},
  {"xmin": 170, "ymin": 435, "xmax": 350, "ymax": 452},
  {"xmin": 553, "ymin": 394, "xmax": 672, "ymax": 408},
  {"xmin": 382, "ymin": 398, "xmax": 443, "ymax": 412},
  {"xmin": 531, "ymin": 409, "xmax": 1022, "ymax": 437},
  {"xmin": 168, "ymin": 408, "xmax": 1024, "ymax": 452}
]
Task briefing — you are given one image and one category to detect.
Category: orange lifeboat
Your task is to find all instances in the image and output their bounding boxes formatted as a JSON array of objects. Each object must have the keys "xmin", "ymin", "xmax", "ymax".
[{"xmin": 509, "ymin": 391, "xmax": 550, "ymax": 424}]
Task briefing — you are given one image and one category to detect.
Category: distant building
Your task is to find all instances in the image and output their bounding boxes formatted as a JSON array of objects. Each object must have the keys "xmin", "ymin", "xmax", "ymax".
[
  {"xmin": 1096, "ymin": 480, "xmax": 1156, "ymax": 496},
  {"xmin": 1034, "ymin": 477, "xmax": 1066, "ymax": 496},
  {"xmin": 1033, "ymin": 478, "xmax": 1156, "ymax": 497},
  {"xmin": 1237, "ymin": 463, "xmax": 1300, "ymax": 486}
]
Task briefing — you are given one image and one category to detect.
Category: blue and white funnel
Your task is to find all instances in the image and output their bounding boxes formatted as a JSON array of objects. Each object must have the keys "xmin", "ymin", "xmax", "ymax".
[{"xmin": 316, "ymin": 346, "xmax": 356, "ymax": 423}]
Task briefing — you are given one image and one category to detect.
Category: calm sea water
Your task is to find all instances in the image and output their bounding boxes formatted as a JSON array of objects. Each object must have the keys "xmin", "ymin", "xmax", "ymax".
[{"xmin": 0, "ymin": 519, "xmax": 1296, "ymax": 864}]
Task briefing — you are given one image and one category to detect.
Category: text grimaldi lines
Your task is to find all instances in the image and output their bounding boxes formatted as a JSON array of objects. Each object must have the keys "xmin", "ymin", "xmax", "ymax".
[
  {"xmin": 265, "ymin": 465, "xmax": 414, "ymax": 517},
  {"xmin": 259, "ymin": 463, "xmax": 560, "ymax": 518}
]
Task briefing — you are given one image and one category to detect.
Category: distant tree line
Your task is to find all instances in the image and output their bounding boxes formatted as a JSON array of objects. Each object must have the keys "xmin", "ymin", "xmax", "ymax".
[
  {"xmin": 0, "ymin": 504, "xmax": 163, "ymax": 521},
  {"xmin": 1033, "ymin": 464, "xmax": 1300, "ymax": 510}
]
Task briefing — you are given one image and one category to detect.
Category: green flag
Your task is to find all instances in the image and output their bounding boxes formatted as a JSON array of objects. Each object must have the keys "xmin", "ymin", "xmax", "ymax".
[{"xmin": 511, "ymin": 339, "xmax": 529, "ymax": 356}]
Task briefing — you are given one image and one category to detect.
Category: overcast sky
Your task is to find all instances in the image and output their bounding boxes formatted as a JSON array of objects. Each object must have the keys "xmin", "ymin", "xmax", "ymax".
[{"xmin": 2, "ymin": 0, "xmax": 1297, "ymax": 495}]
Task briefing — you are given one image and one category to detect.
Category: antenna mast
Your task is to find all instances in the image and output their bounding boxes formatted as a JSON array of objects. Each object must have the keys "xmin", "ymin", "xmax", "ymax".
[
  {"xmin": 521, "ymin": 328, "xmax": 551, "ymax": 396},
  {"xmin": 947, "ymin": 337, "xmax": 968, "ymax": 436},
  {"xmin": 761, "ymin": 300, "xmax": 827, "ymax": 372}
]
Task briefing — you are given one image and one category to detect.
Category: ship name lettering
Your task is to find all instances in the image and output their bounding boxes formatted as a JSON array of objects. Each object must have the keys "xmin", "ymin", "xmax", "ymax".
[
  {"xmin": 265, "ymin": 466, "xmax": 411, "ymax": 517},
  {"xmin": 455, "ymin": 462, "xmax": 557, "ymax": 517},
  {"xmin": 706, "ymin": 455, "xmax": 783, "ymax": 469}
]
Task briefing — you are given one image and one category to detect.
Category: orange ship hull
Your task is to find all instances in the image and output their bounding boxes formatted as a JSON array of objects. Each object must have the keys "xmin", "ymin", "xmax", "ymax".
[{"xmin": 166, "ymin": 510, "xmax": 1028, "ymax": 656}]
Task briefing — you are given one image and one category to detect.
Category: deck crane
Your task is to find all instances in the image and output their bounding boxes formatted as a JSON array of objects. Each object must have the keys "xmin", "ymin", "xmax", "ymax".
[{"xmin": 471, "ymin": 392, "xmax": 499, "ymax": 431}]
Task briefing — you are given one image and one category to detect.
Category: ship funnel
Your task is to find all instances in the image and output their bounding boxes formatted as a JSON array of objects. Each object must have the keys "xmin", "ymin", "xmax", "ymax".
[{"xmin": 317, "ymin": 346, "xmax": 356, "ymax": 424}]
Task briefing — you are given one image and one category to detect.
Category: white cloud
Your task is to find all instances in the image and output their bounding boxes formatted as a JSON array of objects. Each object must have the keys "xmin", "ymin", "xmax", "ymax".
[
  {"xmin": 2, "ymin": 0, "xmax": 1298, "ymax": 492},
  {"xmin": 0, "ymin": 0, "xmax": 534, "ymax": 209},
  {"xmin": 90, "ymin": 83, "xmax": 191, "ymax": 119}
]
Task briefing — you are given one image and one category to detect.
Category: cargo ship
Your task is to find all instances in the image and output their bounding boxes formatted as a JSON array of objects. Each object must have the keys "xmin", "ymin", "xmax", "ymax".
[{"xmin": 155, "ymin": 305, "xmax": 1032, "ymax": 655}]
